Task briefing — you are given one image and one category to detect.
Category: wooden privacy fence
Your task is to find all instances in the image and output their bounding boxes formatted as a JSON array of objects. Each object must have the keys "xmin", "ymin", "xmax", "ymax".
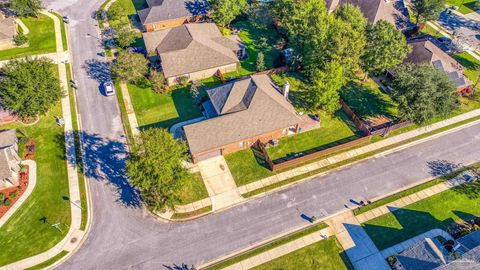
[
  {"xmin": 340, "ymin": 99, "xmax": 371, "ymax": 135},
  {"xmin": 257, "ymin": 135, "xmax": 372, "ymax": 172}
]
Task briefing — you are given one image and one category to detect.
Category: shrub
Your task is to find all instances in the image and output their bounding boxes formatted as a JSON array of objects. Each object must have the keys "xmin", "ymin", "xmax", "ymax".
[
  {"xmin": 13, "ymin": 33, "xmax": 28, "ymax": 46},
  {"xmin": 190, "ymin": 84, "xmax": 202, "ymax": 105},
  {"xmin": 9, "ymin": 191, "xmax": 18, "ymax": 199},
  {"xmin": 0, "ymin": 193, "xmax": 5, "ymax": 204},
  {"xmin": 177, "ymin": 76, "xmax": 189, "ymax": 86},
  {"xmin": 149, "ymin": 70, "xmax": 169, "ymax": 94},
  {"xmin": 4, "ymin": 198, "xmax": 11, "ymax": 206},
  {"xmin": 256, "ymin": 51, "xmax": 266, "ymax": 71}
]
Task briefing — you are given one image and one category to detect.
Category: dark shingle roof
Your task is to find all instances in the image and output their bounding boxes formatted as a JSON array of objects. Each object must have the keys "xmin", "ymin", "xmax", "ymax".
[
  {"xmin": 138, "ymin": 0, "xmax": 209, "ymax": 25},
  {"xmin": 184, "ymin": 75, "xmax": 302, "ymax": 155},
  {"xmin": 143, "ymin": 23, "xmax": 242, "ymax": 78},
  {"xmin": 395, "ymin": 238, "xmax": 449, "ymax": 270}
]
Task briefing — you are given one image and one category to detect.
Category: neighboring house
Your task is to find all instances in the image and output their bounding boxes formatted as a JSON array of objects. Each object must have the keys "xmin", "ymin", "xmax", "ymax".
[
  {"xmin": 402, "ymin": 39, "xmax": 472, "ymax": 93},
  {"xmin": 183, "ymin": 74, "xmax": 319, "ymax": 163},
  {"xmin": 393, "ymin": 230, "xmax": 480, "ymax": 270},
  {"xmin": 0, "ymin": 129, "xmax": 20, "ymax": 191},
  {"xmin": 325, "ymin": 0, "xmax": 413, "ymax": 31},
  {"xmin": 0, "ymin": 11, "xmax": 16, "ymax": 48},
  {"xmin": 137, "ymin": 0, "xmax": 209, "ymax": 32},
  {"xmin": 143, "ymin": 23, "xmax": 245, "ymax": 86}
]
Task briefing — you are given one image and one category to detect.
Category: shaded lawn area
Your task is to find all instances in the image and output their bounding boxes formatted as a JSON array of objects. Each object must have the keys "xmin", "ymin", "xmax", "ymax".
[
  {"xmin": 128, "ymin": 83, "xmax": 203, "ymax": 129},
  {"xmin": 0, "ymin": 15, "xmax": 56, "ymax": 60},
  {"xmin": 454, "ymin": 52, "xmax": 480, "ymax": 91},
  {"xmin": 341, "ymin": 79, "xmax": 398, "ymax": 120},
  {"xmin": 177, "ymin": 172, "xmax": 209, "ymax": 204},
  {"xmin": 0, "ymin": 104, "xmax": 70, "ymax": 266},
  {"xmin": 419, "ymin": 24, "xmax": 444, "ymax": 39},
  {"xmin": 362, "ymin": 181, "xmax": 480, "ymax": 250},
  {"xmin": 251, "ymin": 237, "xmax": 352, "ymax": 270},
  {"xmin": 446, "ymin": 0, "xmax": 478, "ymax": 14},
  {"xmin": 107, "ymin": 0, "xmax": 146, "ymax": 27},
  {"xmin": 232, "ymin": 20, "xmax": 283, "ymax": 74},
  {"xmin": 266, "ymin": 111, "xmax": 360, "ymax": 161}
]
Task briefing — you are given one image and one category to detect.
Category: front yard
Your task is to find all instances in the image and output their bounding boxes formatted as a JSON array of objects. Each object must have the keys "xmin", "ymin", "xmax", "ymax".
[
  {"xmin": 446, "ymin": 0, "xmax": 478, "ymax": 14},
  {"xmin": 362, "ymin": 180, "xmax": 480, "ymax": 250},
  {"xmin": 0, "ymin": 104, "xmax": 70, "ymax": 266},
  {"xmin": 454, "ymin": 52, "xmax": 480, "ymax": 92},
  {"xmin": 0, "ymin": 15, "xmax": 56, "ymax": 60},
  {"xmin": 252, "ymin": 237, "xmax": 352, "ymax": 270}
]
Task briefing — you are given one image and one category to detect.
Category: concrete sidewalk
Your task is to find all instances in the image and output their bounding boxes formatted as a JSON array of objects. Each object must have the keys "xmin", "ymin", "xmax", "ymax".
[{"xmin": 119, "ymin": 82, "xmax": 140, "ymax": 138}]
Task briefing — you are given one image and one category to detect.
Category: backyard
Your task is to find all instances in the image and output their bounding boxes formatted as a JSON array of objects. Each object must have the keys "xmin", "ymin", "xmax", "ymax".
[
  {"xmin": 362, "ymin": 180, "xmax": 480, "ymax": 251},
  {"xmin": 454, "ymin": 52, "xmax": 480, "ymax": 91},
  {"xmin": 252, "ymin": 237, "xmax": 352, "ymax": 270},
  {"xmin": 446, "ymin": 0, "xmax": 478, "ymax": 14},
  {"xmin": 0, "ymin": 104, "xmax": 70, "ymax": 266},
  {"xmin": 0, "ymin": 15, "xmax": 56, "ymax": 60}
]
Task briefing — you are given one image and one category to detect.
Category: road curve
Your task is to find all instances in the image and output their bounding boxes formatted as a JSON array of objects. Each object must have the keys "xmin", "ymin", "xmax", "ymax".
[{"xmin": 43, "ymin": 1, "xmax": 480, "ymax": 269}]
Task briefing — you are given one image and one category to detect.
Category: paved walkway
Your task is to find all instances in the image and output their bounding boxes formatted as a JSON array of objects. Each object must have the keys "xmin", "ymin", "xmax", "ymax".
[
  {"xmin": 238, "ymin": 109, "xmax": 480, "ymax": 196},
  {"xmin": 380, "ymin": 229, "xmax": 453, "ymax": 258},
  {"xmin": 0, "ymin": 160, "xmax": 36, "ymax": 228},
  {"xmin": 198, "ymin": 156, "xmax": 244, "ymax": 211},
  {"xmin": 0, "ymin": 51, "xmax": 70, "ymax": 67},
  {"xmin": 452, "ymin": 9, "xmax": 480, "ymax": 22},
  {"xmin": 1, "ymin": 10, "xmax": 85, "ymax": 270},
  {"xmin": 222, "ymin": 227, "xmax": 332, "ymax": 270}
]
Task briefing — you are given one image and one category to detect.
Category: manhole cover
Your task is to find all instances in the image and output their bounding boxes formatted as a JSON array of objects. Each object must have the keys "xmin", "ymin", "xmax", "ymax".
[{"xmin": 70, "ymin": 237, "xmax": 77, "ymax": 244}]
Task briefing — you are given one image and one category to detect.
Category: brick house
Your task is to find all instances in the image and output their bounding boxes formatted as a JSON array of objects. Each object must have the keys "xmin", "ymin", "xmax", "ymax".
[
  {"xmin": 0, "ymin": 130, "xmax": 20, "ymax": 191},
  {"xmin": 137, "ymin": 0, "xmax": 209, "ymax": 32},
  {"xmin": 143, "ymin": 23, "xmax": 245, "ymax": 86},
  {"xmin": 183, "ymin": 75, "xmax": 319, "ymax": 163}
]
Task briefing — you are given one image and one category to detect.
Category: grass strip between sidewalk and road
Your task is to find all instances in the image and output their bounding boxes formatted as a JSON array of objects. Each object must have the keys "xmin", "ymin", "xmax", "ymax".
[
  {"xmin": 243, "ymin": 115, "xmax": 480, "ymax": 198},
  {"xmin": 171, "ymin": 205, "xmax": 212, "ymax": 220},
  {"xmin": 205, "ymin": 223, "xmax": 328, "ymax": 270},
  {"xmin": 114, "ymin": 81, "xmax": 134, "ymax": 145},
  {"xmin": 25, "ymin": 250, "xmax": 68, "ymax": 270}
]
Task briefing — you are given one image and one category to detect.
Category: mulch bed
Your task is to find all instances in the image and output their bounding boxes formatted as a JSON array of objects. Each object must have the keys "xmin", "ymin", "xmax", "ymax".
[{"xmin": 0, "ymin": 165, "xmax": 29, "ymax": 219}]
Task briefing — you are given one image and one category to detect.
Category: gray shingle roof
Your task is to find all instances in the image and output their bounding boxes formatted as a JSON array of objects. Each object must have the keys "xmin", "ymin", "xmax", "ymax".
[
  {"xmin": 405, "ymin": 39, "xmax": 472, "ymax": 88},
  {"xmin": 184, "ymin": 75, "xmax": 302, "ymax": 155},
  {"xmin": 143, "ymin": 23, "xmax": 242, "ymax": 78},
  {"xmin": 0, "ymin": 13, "xmax": 16, "ymax": 41},
  {"xmin": 0, "ymin": 129, "xmax": 16, "ymax": 148},
  {"xmin": 395, "ymin": 238, "xmax": 449, "ymax": 270},
  {"xmin": 138, "ymin": 0, "xmax": 209, "ymax": 25}
]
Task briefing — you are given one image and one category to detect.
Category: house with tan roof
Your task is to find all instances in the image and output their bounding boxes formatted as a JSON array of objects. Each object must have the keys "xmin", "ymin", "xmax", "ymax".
[
  {"xmin": 402, "ymin": 39, "xmax": 472, "ymax": 93},
  {"xmin": 0, "ymin": 130, "xmax": 20, "ymax": 191},
  {"xmin": 143, "ymin": 23, "xmax": 245, "ymax": 86},
  {"xmin": 0, "ymin": 11, "xmax": 17, "ymax": 49},
  {"xmin": 183, "ymin": 74, "xmax": 319, "ymax": 163},
  {"xmin": 137, "ymin": 0, "xmax": 209, "ymax": 32},
  {"xmin": 326, "ymin": 0, "xmax": 413, "ymax": 31}
]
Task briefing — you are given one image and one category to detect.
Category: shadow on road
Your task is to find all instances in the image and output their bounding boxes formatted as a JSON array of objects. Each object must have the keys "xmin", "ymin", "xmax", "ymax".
[
  {"xmin": 427, "ymin": 160, "xmax": 462, "ymax": 178},
  {"xmin": 83, "ymin": 59, "xmax": 111, "ymax": 83}
]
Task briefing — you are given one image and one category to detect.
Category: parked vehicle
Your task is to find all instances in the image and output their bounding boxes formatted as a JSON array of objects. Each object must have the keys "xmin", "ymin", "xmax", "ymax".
[
  {"xmin": 63, "ymin": 16, "xmax": 70, "ymax": 24},
  {"xmin": 103, "ymin": 81, "xmax": 115, "ymax": 96}
]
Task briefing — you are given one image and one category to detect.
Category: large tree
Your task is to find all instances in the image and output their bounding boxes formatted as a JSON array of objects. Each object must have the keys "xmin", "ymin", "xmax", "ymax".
[
  {"xmin": 391, "ymin": 63, "xmax": 459, "ymax": 124},
  {"xmin": 361, "ymin": 20, "xmax": 411, "ymax": 78},
  {"xmin": 305, "ymin": 61, "xmax": 345, "ymax": 114},
  {"xmin": 127, "ymin": 128, "xmax": 190, "ymax": 211},
  {"xmin": 333, "ymin": 3, "xmax": 368, "ymax": 33},
  {"xmin": 114, "ymin": 25, "xmax": 137, "ymax": 48},
  {"xmin": 0, "ymin": 57, "xmax": 63, "ymax": 119},
  {"xmin": 111, "ymin": 51, "xmax": 149, "ymax": 83},
  {"xmin": 411, "ymin": 0, "xmax": 446, "ymax": 26},
  {"xmin": 9, "ymin": 0, "xmax": 42, "ymax": 17},
  {"xmin": 209, "ymin": 0, "xmax": 248, "ymax": 27}
]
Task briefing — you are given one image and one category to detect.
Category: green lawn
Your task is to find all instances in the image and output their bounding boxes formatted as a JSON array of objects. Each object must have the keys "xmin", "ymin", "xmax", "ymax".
[
  {"xmin": 0, "ymin": 104, "xmax": 70, "ymax": 266},
  {"xmin": 266, "ymin": 111, "xmax": 359, "ymax": 161},
  {"xmin": 0, "ymin": 15, "xmax": 56, "ymax": 60},
  {"xmin": 446, "ymin": 0, "xmax": 478, "ymax": 14},
  {"xmin": 419, "ymin": 24, "xmax": 444, "ymax": 39},
  {"xmin": 252, "ymin": 237, "xmax": 352, "ymax": 270},
  {"xmin": 454, "ymin": 52, "xmax": 480, "ymax": 91},
  {"xmin": 26, "ymin": 250, "xmax": 68, "ymax": 270},
  {"xmin": 341, "ymin": 79, "xmax": 398, "ymax": 120},
  {"xmin": 177, "ymin": 172, "xmax": 209, "ymax": 204},
  {"xmin": 231, "ymin": 20, "xmax": 283, "ymax": 74},
  {"xmin": 363, "ymin": 180, "xmax": 480, "ymax": 250}
]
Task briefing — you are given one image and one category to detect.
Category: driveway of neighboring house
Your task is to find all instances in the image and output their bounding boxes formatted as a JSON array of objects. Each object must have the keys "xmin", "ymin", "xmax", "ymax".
[
  {"xmin": 437, "ymin": 11, "xmax": 480, "ymax": 51},
  {"xmin": 197, "ymin": 156, "xmax": 244, "ymax": 211}
]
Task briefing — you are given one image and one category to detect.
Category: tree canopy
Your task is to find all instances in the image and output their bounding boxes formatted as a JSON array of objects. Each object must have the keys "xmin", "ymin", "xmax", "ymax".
[
  {"xmin": 391, "ymin": 63, "xmax": 459, "ymax": 124},
  {"xmin": 0, "ymin": 57, "xmax": 63, "ymax": 119},
  {"xmin": 114, "ymin": 25, "xmax": 137, "ymax": 48},
  {"xmin": 305, "ymin": 61, "xmax": 345, "ymax": 114},
  {"xmin": 126, "ymin": 128, "xmax": 190, "ymax": 211},
  {"xmin": 334, "ymin": 3, "xmax": 368, "ymax": 33},
  {"xmin": 361, "ymin": 20, "xmax": 411, "ymax": 77},
  {"xmin": 111, "ymin": 51, "xmax": 149, "ymax": 83},
  {"xmin": 209, "ymin": 0, "xmax": 248, "ymax": 27},
  {"xmin": 411, "ymin": 0, "xmax": 446, "ymax": 25},
  {"xmin": 9, "ymin": 0, "xmax": 42, "ymax": 17}
]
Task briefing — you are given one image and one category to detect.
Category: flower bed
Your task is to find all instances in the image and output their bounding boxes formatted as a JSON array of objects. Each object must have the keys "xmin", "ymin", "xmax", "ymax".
[{"xmin": 0, "ymin": 165, "xmax": 29, "ymax": 218}]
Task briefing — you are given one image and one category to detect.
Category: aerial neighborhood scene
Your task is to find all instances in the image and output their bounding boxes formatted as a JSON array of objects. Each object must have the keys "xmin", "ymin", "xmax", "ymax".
[{"xmin": 0, "ymin": 0, "xmax": 479, "ymax": 269}]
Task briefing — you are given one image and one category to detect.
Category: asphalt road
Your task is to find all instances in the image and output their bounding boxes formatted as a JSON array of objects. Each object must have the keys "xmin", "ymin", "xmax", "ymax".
[{"xmin": 43, "ymin": 1, "xmax": 480, "ymax": 269}]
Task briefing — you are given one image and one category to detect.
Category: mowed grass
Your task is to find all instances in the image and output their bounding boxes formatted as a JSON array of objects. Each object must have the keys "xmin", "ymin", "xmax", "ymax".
[
  {"xmin": 0, "ymin": 15, "xmax": 56, "ymax": 60},
  {"xmin": 362, "ymin": 180, "xmax": 480, "ymax": 250},
  {"xmin": 454, "ymin": 52, "xmax": 480, "ymax": 91},
  {"xmin": 446, "ymin": 0, "xmax": 478, "ymax": 14},
  {"xmin": 266, "ymin": 111, "xmax": 359, "ymax": 161},
  {"xmin": 0, "ymin": 104, "xmax": 70, "ymax": 266},
  {"xmin": 177, "ymin": 172, "xmax": 209, "ymax": 204},
  {"xmin": 251, "ymin": 237, "xmax": 352, "ymax": 270},
  {"xmin": 128, "ymin": 83, "xmax": 202, "ymax": 129}
]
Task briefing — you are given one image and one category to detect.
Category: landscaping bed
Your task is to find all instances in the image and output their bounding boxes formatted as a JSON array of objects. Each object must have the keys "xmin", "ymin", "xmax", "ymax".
[
  {"xmin": 0, "ymin": 165, "xmax": 29, "ymax": 218},
  {"xmin": 0, "ymin": 15, "xmax": 56, "ymax": 60},
  {"xmin": 362, "ymin": 179, "xmax": 480, "ymax": 250}
]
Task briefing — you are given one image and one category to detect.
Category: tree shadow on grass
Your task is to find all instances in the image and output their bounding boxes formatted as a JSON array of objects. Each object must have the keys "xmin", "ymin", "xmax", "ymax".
[{"xmin": 55, "ymin": 131, "xmax": 141, "ymax": 208}]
